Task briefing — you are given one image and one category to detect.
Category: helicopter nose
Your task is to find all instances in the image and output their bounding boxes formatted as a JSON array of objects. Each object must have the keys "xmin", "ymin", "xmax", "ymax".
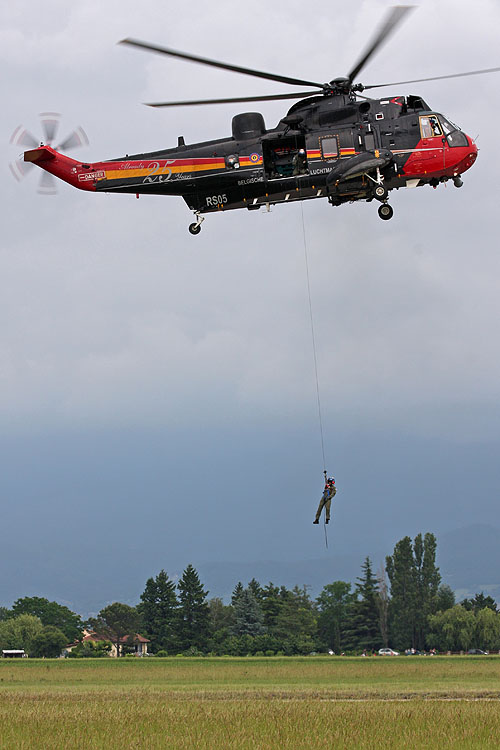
[
  {"xmin": 454, "ymin": 134, "xmax": 478, "ymax": 176},
  {"xmin": 468, "ymin": 135, "xmax": 478, "ymax": 153},
  {"xmin": 467, "ymin": 134, "xmax": 478, "ymax": 162}
]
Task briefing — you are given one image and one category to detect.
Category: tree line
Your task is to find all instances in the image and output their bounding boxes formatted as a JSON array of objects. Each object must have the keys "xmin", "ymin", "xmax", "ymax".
[{"xmin": 1, "ymin": 532, "xmax": 499, "ymax": 657}]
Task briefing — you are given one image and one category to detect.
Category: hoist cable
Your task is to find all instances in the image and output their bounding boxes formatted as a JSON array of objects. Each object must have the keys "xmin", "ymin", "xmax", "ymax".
[
  {"xmin": 300, "ymin": 202, "xmax": 327, "ymax": 474},
  {"xmin": 300, "ymin": 204, "xmax": 331, "ymax": 550}
]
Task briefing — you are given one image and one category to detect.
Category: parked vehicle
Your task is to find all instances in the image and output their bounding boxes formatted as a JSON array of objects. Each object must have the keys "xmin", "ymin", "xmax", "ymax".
[
  {"xmin": 467, "ymin": 649, "xmax": 489, "ymax": 655},
  {"xmin": 378, "ymin": 648, "xmax": 399, "ymax": 656}
]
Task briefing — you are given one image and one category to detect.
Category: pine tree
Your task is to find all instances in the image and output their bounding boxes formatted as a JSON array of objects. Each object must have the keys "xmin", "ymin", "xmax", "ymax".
[
  {"xmin": 139, "ymin": 569, "xmax": 178, "ymax": 653},
  {"xmin": 461, "ymin": 592, "xmax": 497, "ymax": 613},
  {"xmin": 247, "ymin": 578, "xmax": 264, "ymax": 603},
  {"xmin": 231, "ymin": 582, "xmax": 244, "ymax": 606},
  {"xmin": 344, "ymin": 558, "xmax": 382, "ymax": 651},
  {"xmin": 232, "ymin": 589, "xmax": 265, "ymax": 636},
  {"xmin": 177, "ymin": 564, "xmax": 210, "ymax": 652},
  {"xmin": 274, "ymin": 586, "xmax": 317, "ymax": 641},
  {"xmin": 261, "ymin": 583, "xmax": 282, "ymax": 631},
  {"xmin": 436, "ymin": 584, "xmax": 455, "ymax": 612}
]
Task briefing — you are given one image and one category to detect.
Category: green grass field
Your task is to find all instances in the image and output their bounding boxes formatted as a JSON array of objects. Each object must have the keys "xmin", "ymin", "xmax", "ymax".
[{"xmin": 1, "ymin": 657, "xmax": 500, "ymax": 748}]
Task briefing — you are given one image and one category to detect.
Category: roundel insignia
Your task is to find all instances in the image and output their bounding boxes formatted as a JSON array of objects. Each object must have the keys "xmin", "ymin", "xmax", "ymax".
[{"xmin": 249, "ymin": 152, "xmax": 260, "ymax": 163}]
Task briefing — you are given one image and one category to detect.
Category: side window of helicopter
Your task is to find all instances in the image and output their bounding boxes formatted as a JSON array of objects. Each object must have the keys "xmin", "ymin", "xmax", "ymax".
[
  {"xmin": 320, "ymin": 136, "xmax": 338, "ymax": 161},
  {"xmin": 420, "ymin": 115, "xmax": 442, "ymax": 138}
]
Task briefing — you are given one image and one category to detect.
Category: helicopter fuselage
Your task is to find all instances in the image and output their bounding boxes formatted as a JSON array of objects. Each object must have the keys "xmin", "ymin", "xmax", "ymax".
[{"xmin": 24, "ymin": 93, "xmax": 478, "ymax": 226}]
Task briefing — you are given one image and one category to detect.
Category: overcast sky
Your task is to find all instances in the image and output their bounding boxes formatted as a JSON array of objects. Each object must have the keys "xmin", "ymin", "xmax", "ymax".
[{"xmin": 1, "ymin": 0, "xmax": 500, "ymax": 611}]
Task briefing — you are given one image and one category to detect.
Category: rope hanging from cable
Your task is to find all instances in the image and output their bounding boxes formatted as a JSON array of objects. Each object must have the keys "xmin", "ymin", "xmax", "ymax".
[{"xmin": 300, "ymin": 203, "xmax": 330, "ymax": 548}]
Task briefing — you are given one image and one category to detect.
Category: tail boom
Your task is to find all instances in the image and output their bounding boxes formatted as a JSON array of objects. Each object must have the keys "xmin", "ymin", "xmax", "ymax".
[{"xmin": 24, "ymin": 145, "xmax": 101, "ymax": 192}]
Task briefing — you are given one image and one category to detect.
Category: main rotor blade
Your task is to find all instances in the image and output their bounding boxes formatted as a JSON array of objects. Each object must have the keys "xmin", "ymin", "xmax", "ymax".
[
  {"xmin": 364, "ymin": 66, "xmax": 500, "ymax": 89},
  {"xmin": 40, "ymin": 112, "xmax": 61, "ymax": 145},
  {"xmin": 120, "ymin": 38, "xmax": 325, "ymax": 89},
  {"xmin": 348, "ymin": 5, "xmax": 415, "ymax": 83},
  {"xmin": 145, "ymin": 90, "xmax": 320, "ymax": 108}
]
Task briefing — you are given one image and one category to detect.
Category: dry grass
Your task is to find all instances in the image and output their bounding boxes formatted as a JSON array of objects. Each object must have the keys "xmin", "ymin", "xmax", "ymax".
[
  {"xmin": 1, "ymin": 694, "xmax": 500, "ymax": 749},
  {"xmin": 1, "ymin": 657, "xmax": 500, "ymax": 748}
]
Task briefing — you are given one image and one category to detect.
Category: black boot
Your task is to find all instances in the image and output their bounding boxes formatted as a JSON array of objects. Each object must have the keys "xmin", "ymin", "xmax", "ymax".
[{"xmin": 313, "ymin": 520, "xmax": 319, "ymax": 524}]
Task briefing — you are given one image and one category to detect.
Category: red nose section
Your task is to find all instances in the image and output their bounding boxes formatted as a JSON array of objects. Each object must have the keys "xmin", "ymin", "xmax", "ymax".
[{"xmin": 457, "ymin": 135, "xmax": 478, "ymax": 175}]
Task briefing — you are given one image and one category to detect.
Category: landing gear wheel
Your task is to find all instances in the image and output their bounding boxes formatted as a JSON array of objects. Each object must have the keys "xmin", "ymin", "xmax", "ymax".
[
  {"xmin": 378, "ymin": 203, "xmax": 394, "ymax": 221},
  {"xmin": 189, "ymin": 222, "xmax": 202, "ymax": 235},
  {"xmin": 374, "ymin": 185, "xmax": 388, "ymax": 201}
]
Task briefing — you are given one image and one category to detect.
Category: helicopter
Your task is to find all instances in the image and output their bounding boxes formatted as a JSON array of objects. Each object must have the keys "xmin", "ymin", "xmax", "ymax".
[{"xmin": 21, "ymin": 6, "xmax": 499, "ymax": 234}]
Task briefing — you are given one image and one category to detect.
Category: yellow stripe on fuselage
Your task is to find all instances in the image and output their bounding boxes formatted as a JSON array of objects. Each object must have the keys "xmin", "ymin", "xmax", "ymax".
[
  {"xmin": 101, "ymin": 156, "xmax": 264, "ymax": 182},
  {"xmin": 103, "ymin": 161, "xmax": 226, "ymax": 181},
  {"xmin": 307, "ymin": 149, "xmax": 358, "ymax": 160}
]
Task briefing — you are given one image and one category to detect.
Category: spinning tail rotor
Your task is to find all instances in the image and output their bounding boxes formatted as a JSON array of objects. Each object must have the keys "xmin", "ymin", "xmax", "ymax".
[{"xmin": 10, "ymin": 113, "xmax": 88, "ymax": 194}]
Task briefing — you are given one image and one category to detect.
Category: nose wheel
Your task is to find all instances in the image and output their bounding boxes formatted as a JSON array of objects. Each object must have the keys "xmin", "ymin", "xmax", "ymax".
[
  {"xmin": 378, "ymin": 203, "xmax": 393, "ymax": 221},
  {"xmin": 374, "ymin": 185, "xmax": 388, "ymax": 201}
]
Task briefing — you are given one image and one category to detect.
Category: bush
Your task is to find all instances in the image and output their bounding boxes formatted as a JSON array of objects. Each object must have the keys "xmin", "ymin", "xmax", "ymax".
[
  {"xmin": 156, "ymin": 650, "xmax": 168, "ymax": 658},
  {"xmin": 30, "ymin": 626, "xmax": 68, "ymax": 658}
]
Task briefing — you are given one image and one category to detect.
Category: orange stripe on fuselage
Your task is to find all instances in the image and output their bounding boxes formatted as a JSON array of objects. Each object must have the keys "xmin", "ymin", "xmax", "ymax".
[
  {"xmin": 307, "ymin": 149, "xmax": 357, "ymax": 160},
  {"xmin": 100, "ymin": 155, "xmax": 262, "ymax": 181},
  {"xmin": 102, "ymin": 159, "xmax": 224, "ymax": 181}
]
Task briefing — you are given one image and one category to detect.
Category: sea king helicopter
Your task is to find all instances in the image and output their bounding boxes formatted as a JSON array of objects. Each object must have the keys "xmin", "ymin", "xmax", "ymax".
[{"xmin": 21, "ymin": 6, "xmax": 499, "ymax": 234}]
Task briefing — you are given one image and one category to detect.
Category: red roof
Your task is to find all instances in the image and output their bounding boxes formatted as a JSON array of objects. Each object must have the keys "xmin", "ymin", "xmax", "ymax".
[{"xmin": 121, "ymin": 633, "xmax": 150, "ymax": 644}]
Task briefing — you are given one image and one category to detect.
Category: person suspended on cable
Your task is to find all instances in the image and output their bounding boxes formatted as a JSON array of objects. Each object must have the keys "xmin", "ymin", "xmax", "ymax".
[{"xmin": 313, "ymin": 470, "xmax": 336, "ymax": 524}]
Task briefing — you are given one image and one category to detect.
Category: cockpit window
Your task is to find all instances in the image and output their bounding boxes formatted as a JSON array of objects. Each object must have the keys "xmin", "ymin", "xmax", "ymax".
[
  {"xmin": 446, "ymin": 130, "xmax": 469, "ymax": 147},
  {"xmin": 438, "ymin": 115, "xmax": 469, "ymax": 147},
  {"xmin": 439, "ymin": 116, "xmax": 455, "ymax": 135},
  {"xmin": 420, "ymin": 115, "xmax": 442, "ymax": 138}
]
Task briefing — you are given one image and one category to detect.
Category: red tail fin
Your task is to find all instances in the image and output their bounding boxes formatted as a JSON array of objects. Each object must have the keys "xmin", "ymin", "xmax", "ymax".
[{"xmin": 24, "ymin": 146, "xmax": 57, "ymax": 163}]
